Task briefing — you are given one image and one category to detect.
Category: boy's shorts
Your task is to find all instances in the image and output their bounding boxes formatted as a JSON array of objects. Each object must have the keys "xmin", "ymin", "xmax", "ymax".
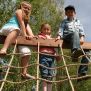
[
  {"xmin": 0, "ymin": 26, "xmax": 31, "ymax": 57},
  {"xmin": 39, "ymin": 54, "xmax": 55, "ymax": 80}
]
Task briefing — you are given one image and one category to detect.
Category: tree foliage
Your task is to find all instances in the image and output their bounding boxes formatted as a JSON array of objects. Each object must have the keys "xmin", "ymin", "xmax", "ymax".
[
  {"xmin": 30, "ymin": 0, "xmax": 63, "ymax": 36},
  {"xmin": 0, "ymin": 0, "xmax": 16, "ymax": 27}
]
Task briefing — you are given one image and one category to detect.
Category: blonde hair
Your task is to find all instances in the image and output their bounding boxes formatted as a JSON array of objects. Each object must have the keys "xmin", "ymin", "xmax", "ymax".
[
  {"xmin": 20, "ymin": 1, "xmax": 32, "ymax": 23},
  {"xmin": 20, "ymin": 1, "xmax": 32, "ymax": 8},
  {"xmin": 18, "ymin": 1, "xmax": 31, "ymax": 9}
]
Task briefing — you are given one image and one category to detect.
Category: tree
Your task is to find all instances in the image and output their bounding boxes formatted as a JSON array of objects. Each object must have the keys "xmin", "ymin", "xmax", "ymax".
[
  {"xmin": 30, "ymin": 0, "xmax": 64, "ymax": 36},
  {"xmin": 0, "ymin": 0, "xmax": 16, "ymax": 28}
]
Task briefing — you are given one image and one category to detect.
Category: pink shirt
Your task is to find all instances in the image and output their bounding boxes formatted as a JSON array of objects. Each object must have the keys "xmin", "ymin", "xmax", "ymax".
[{"xmin": 38, "ymin": 33, "xmax": 55, "ymax": 54}]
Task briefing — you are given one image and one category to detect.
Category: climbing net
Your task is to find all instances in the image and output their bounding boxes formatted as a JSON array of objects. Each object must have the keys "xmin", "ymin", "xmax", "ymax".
[{"xmin": 0, "ymin": 39, "xmax": 91, "ymax": 91}]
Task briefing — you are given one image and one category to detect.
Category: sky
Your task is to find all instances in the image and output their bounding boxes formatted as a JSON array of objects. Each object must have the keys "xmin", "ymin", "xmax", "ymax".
[{"xmin": 65, "ymin": 0, "xmax": 91, "ymax": 42}]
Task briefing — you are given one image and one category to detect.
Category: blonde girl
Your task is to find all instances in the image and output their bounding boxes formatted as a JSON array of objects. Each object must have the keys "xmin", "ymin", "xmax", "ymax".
[{"xmin": 0, "ymin": 1, "xmax": 34, "ymax": 79}]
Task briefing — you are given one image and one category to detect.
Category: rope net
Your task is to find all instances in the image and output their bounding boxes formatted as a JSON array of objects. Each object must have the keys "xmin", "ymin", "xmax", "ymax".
[{"xmin": 0, "ymin": 41, "xmax": 91, "ymax": 91}]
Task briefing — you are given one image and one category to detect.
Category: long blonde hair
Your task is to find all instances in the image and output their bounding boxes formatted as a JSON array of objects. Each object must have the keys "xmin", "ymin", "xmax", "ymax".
[{"xmin": 20, "ymin": 1, "xmax": 32, "ymax": 23}]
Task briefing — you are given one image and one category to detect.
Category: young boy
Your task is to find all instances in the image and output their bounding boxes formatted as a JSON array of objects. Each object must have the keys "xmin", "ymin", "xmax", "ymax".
[{"xmin": 57, "ymin": 5, "xmax": 85, "ymax": 61}]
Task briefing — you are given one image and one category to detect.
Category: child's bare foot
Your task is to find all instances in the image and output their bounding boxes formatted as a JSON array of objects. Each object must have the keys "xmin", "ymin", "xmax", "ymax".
[
  {"xmin": 21, "ymin": 73, "xmax": 35, "ymax": 79},
  {"xmin": 0, "ymin": 49, "xmax": 7, "ymax": 56}
]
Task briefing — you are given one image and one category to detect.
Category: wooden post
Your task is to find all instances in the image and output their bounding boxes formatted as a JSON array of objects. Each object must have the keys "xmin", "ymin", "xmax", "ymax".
[
  {"xmin": 36, "ymin": 42, "xmax": 40, "ymax": 91},
  {"xmin": 0, "ymin": 40, "xmax": 17, "ymax": 91},
  {"xmin": 59, "ymin": 44, "xmax": 75, "ymax": 91}
]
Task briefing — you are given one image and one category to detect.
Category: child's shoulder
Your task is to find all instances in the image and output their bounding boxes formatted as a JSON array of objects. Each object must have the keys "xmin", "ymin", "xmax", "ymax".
[
  {"xmin": 15, "ymin": 9, "xmax": 22, "ymax": 14},
  {"xmin": 15, "ymin": 9, "xmax": 23, "ymax": 18},
  {"xmin": 61, "ymin": 19, "xmax": 68, "ymax": 24},
  {"xmin": 74, "ymin": 18, "xmax": 81, "ymax": 24}
]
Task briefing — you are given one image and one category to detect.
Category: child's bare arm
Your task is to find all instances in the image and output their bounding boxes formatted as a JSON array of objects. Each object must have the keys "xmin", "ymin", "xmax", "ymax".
[
  {"xmin": 16, "ymin": 9, "xmax": 27, "ymax": 36},
  {"xmin": 26, "ymin": 24, "xmax": 34, "ymax": 37}
]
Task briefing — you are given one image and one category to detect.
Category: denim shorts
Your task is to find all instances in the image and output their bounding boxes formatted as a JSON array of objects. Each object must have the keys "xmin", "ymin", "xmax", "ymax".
[{"xmin": 39, "ymin": 54, "xmax": 55, "ymax": 80}]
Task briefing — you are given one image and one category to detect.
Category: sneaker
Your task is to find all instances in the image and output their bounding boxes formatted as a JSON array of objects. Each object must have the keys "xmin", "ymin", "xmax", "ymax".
[{"xmin": 71, "ymin": 49, "xmax": 83, "ymax": 62}]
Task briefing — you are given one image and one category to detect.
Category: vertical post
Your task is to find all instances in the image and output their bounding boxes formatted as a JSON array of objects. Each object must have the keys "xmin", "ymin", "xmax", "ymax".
[
  {"xmin": 59, "ymin": 44, "xmax": 75, "ymax": 91},
  {"xmin": 80, "ymin": 46, "xmax": 90, "ymax": 62},
  {"xmin": 36, "ymin": 42, "xmax": 40, "ymax": 91}
]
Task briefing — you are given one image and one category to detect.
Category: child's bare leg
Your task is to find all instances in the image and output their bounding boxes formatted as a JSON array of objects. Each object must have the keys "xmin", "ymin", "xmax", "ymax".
[
  {"xmin": 21, "ymin": 55, "xmax": 33, "ymax": 79},
  {"xmin": 0, "ymin": 30, "xmax": 19, "ymax": 53},
  {"xmin": 42, "ymin": 81, "xmax": 47, "ymax": 91},
  {"xmin": 21, "ymin": 55, "xmax": 30, "ymax": 75},
  {"xmin": 47, "ymin": 82, "xmax": 52, "ymax": 91}
]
